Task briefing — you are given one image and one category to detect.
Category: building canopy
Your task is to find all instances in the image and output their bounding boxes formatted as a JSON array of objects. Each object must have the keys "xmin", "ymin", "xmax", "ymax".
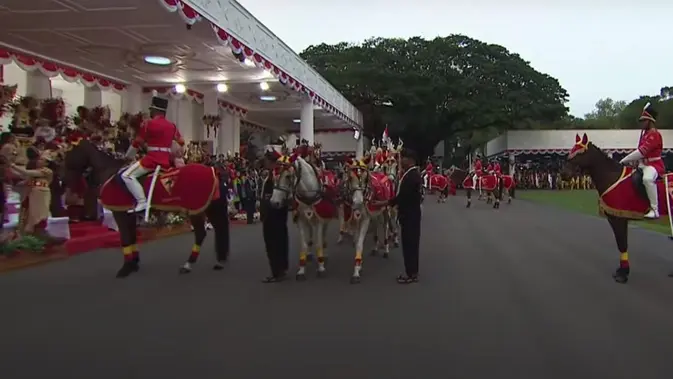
[{"xmin": 486, "ymin": 129, "xmax": 673, "ymax": 157}]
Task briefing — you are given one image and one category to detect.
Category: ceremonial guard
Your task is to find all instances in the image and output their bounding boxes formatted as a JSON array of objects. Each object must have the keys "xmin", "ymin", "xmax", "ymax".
[
  {"xmin": 121, "ymin": 97, "xmax": 184, "ymax": 213},
  {"xmin": 260, "ymin": 150, "xmax": 289, "ymax": 282},
  {"xmin": 472, "ymin": 155, "xmax": 483, "ymax": 190},
  {"xmin": 389, "ymin": 148, "xmax": 422, "ymax": 284},
  {"xmin": 619, "ymin": 102, "xmax": 664, "ymax": 219},
  {"xmin": 423, "ymin": 158, "xmax": 433, "ymax": 188},
  {"xmin": 493, "ymin": 160, "xmax": 502, "ymax": 177}
]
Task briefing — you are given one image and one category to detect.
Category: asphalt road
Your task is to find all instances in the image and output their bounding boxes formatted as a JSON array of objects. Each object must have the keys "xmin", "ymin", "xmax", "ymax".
[{"xmin": 2, "ymin": 193, "xmax": 673, "ymax": 379}]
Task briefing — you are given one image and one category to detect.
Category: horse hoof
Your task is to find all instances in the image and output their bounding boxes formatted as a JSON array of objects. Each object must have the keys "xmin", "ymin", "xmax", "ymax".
[
  {"xmin": 115, "ymin": 262, "xmax": 138, "ymax": 278},
  {"xmin": 393, "ymin": 242, "xmax": 400, "ymax": 248},
  {"xmin": 612, "ymin": 273, "xmax": 628, "ymax": 283},
  {"xmin": 179, "ymin": 267, "xmax": 191, "ymax": 274},
  {"xmin": 507, "ymin": 199, "xmax": 512, "ymax": 204},
  {"xmin": 350, "ymin": 276, "xmax": 361, "ymax": 284},
  {"xmin": 466, "ymin": 202, "xmax": 471, "ymax": 208},
  {"xmin": 296, "ymin": 273, "xmax": 307, "ymax": 281},
  {"xmin": 383, "ymin": 252, "xmax": 389, "ymax": 259},
  {"xmin": 317, "ymin": 270, "xmax": 326, "ymax": 278}
]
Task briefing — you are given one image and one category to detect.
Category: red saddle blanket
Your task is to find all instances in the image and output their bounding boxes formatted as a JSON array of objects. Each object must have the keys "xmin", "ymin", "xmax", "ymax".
[
  {"xmin": 99, "ymin": 164, "xmax": 220, "ymax": 214},
  {"xmin": 367, "ymin": 172, "xmax": 394, "ymax": 212},
  {"xmin": 501, "ymin": 175, "xmax": 515, "ymax": 189},
  {"xmin": 599, "ymin": 167, "xmax": 673, "ymax": 219},
  {"xmin": 293, "ymin": 170, "xmax": 340, "ymax": 220},
  {"xmin": 462, "ymin": 174, "xmax": 499, "ymax": 191},
  {"xmin": 429, "ymin": 174, "xmax": 448, "ymax": 191}
]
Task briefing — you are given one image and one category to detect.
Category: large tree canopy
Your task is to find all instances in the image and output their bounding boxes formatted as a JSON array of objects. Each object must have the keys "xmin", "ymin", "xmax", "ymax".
[{"xmin": 300, "ymin": 35, "xmax": 569, "ymax": 158}]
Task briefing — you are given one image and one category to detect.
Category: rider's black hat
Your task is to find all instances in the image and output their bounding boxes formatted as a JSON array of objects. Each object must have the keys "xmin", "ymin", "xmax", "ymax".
[
  {"xmin": 149, "ymin": 97, "xmax": 169, "ymax": 112},
  {"xmin": 640, "ymin": 102, "xmax": 657, "ymax": 122}
]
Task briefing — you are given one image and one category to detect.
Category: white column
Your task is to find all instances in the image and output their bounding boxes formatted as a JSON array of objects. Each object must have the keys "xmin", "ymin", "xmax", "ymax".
[
  {"xmin": 356, "ymin": 132, "xmax": 364, "ymax": 159},
  {"xmin": 25, "ymin": 70, "xmax": 51, "ymax": 99},
  {"xmin": 219, "ymin": 112, "xmax": 233, "ymax": 155},
  {"xmin": 232, "ymin": 115, "xmax": 241, "ymax": 153},
  {"xmin": 121, "ymin": 85, "xmax": 143, "ymax": 114},
  {"xmin": 165, "ymin": 98, "xmax": 179, "ymax": 125},
  {"xmin": 176, "ymin": 99, "xmax": 194, "ymax": 143},
  {"xmin": 300, "ymin": 96, "xmax": 314, "ymax": 144},
  {"xmin": 192, "ymin": 102, "xmax": 204, "ymax": 141},
  {"xmin": 83, "ymin": 86, "xmax": 102, "ymax": 108}
]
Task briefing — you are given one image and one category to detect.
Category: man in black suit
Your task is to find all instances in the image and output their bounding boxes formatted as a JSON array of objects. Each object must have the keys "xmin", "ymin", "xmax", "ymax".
[
  {"xmin": 260, "ymin": 152, "xmax": 289, "ymax": 282},
  {"xmin": 389, "ymin": 148, "xmax": 422, "ymax": 284}
]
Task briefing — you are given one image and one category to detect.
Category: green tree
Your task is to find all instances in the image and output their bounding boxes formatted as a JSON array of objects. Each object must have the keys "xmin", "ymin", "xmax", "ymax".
[{"xmin": 301, "ymin": 35, "xmax": 569, "ymax": 158}]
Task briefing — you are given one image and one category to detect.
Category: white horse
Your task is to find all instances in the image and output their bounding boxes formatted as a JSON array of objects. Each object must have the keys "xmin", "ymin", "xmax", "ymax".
[
  {"xmin": 343, "ymin": 163, "xmax": 394, "ymax": 283},
  {"xmin": 270, "ymin": 155, "xmax": 335, "ymax": 280}
]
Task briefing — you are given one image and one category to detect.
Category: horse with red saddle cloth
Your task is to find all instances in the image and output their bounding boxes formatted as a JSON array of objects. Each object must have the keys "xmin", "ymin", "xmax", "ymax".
[
  {"xmin": 63, "ymin": 138, "xmax": 228, "ymax": 279},
  {"xmin": 564, "ymin": 102, "xmax": 673, "ymax": 283}
]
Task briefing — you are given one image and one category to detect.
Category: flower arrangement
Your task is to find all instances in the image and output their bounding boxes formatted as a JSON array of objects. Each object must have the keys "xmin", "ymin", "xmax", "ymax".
[
  {"xmin": 0, "ymin": 235, "xmax": 47, "ymax": 256},
  {"xmin": 202, "ymin": 114, "xmax": 221, "ymax": 138},
  {"xmin": 0, "ymin": 84, "xmax": 17, "ymax": 118}
]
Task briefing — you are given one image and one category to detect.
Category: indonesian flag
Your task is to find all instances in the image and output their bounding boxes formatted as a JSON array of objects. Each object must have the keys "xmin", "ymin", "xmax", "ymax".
[{"xmin": 382, "ymin": 126, "xmax": 389, "ymax": 143}]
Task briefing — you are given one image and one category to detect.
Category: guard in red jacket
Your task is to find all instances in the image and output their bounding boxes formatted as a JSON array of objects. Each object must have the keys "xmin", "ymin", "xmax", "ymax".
[
  {"xmin": 121, "ymin": 97, "xmax": 184, "ymax": 212},
  {"xmin": 486, "ymin": 162, "xmax": 494, "ymax": 174},
  {"xmin": 423, "ymin": 158, "xmax": 434, "ymax": 188},
  {"xmin": 472, "ymin": 157, "xmax": 483, "ymax": 190},
  {"xmin": 493, "ymin": 161, "xmax": 502, "ymax": 176},
  {"xmin": 619, "ymin": 102, "xmax": 664, "ymax": 218}
]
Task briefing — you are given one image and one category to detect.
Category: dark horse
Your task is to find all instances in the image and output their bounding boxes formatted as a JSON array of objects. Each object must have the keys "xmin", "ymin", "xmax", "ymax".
[
  {"xmin": 63, "ymin": 139, "xmax": 229, "ymax": 278},
  {"xmin": 448, "ymin": 167, "xmax": 504, "ymax": 209},
  {"xmin": 564, "ymin": 133, "xmax": 673, "ymax": 283}
]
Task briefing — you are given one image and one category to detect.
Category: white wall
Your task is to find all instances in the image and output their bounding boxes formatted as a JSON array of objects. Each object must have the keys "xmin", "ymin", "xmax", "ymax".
[{"xmin": 314, "ymin": 130, "xmax": 357, "ymax": 152}]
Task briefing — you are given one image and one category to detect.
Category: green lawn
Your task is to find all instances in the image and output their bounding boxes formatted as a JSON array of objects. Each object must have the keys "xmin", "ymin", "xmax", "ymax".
[{"xmin": 517, "ymin": 190, "xmax": 672, "ymax": 235}]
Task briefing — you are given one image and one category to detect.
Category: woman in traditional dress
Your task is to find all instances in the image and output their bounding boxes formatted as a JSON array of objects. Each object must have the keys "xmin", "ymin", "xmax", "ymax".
[{"xmin": 12, "ymin": 146, "xmax": 54, "ymax": 235}]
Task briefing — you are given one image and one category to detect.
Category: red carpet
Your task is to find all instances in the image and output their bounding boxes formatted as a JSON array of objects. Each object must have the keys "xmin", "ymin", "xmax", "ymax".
[{"xmin": 65, "ymin": 222, "xmax": 120, "ymax": 256}]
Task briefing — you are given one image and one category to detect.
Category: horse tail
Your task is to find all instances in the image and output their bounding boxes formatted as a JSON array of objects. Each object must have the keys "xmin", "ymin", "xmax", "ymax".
[{"xmin": 205, "ymin": 194, "xmax": 231, "ymax": 262}]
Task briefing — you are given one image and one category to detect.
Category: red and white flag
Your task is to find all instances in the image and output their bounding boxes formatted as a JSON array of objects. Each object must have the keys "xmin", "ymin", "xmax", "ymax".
[{"xmin": 382, "ymin": 126, "xmax": 389, "ymax": 143}]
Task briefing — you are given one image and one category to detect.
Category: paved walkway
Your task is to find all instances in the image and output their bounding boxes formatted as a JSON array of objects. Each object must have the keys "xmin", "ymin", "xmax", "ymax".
[{"xmin": 2, "ymin": 194, "xmax": 673, "ymax": 379}]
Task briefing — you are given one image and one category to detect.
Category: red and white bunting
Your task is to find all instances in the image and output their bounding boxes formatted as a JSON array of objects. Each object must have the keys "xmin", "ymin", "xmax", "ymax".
[
  {"xmin": 218, "ymin": 99, "xmax": 247, "ymax": 118},
  {"xmin": 143, "ymin": 87, "xmax": 204, "ymax": 103},
  {"xmin": 0, "ymin": 48, "xmax": 127, "ymax": 92},
  {"xmin": 504, "ymin": 148, "xmax": 673, "ymax": 156},
  {"xmin": 241, "ymin": 121, "xmax": 266, "ymax": 132},
  {"xmin": 287, "ymin": 128, "xmax": 353, "ymax": 134},
  {"xmin": 158, "ymin": 0, "xmax": 359, "ymax": 128}
]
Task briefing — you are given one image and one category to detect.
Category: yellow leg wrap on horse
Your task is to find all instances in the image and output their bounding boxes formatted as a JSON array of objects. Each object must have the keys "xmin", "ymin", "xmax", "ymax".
[
  {"xmin": 620, "ymin": 252, "xmax": 628, "ymax": 261},
  {"xmin": 122, "ymin": 246, "xmax": 133, "ymax": 256},
  {"xmin": 192, "ymin": 244, "xmax": 201, "ymax": 253}
]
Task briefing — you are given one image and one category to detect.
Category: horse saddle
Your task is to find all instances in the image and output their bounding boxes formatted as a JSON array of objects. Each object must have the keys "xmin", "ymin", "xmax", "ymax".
[{"xmin": 630, "ymin": 167, "xmax": 662, "ymax": 201}]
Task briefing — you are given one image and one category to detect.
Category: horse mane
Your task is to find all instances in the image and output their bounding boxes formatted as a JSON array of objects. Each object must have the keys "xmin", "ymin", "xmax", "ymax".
[{"xmin": 587, "ymin": 142, "xmax": 620, "ymax": 167}]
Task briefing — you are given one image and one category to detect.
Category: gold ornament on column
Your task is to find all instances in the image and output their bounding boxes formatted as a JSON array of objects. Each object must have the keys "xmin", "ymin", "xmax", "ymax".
[{"xmin": 202, "ymin": 114, "xmax": 221, "ymax": 138}]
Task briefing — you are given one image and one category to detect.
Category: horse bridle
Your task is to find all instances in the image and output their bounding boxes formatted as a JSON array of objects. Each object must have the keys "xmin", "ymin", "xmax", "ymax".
[
  {"xmin": 273, "ymin": 159, "xmax": 323, "ymax": 204},
  {"xmin": 343, "ymin": 166, "xmax": 373, "ymax": 206}
]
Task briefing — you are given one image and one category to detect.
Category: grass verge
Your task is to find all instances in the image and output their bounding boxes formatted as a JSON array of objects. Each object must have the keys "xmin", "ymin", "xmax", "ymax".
[{"xmin": 517, "ymin": 190, "xmax": 671, "ymax": 235}]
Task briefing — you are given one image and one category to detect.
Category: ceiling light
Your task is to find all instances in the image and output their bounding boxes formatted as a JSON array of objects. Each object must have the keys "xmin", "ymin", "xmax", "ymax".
[
  {"xmin": 216, "ymin": 83, "xmax": 228, "ymax": 93},
  {"xmin": 259, "ymin": 82, "xmax": 270, "ymax": 91},
  {"xmin": 293, "ymin": 119, "xmax": 301, "ymax": 123},
  {"xmin": 244, "ymin": 58, "xmax": 256, "ymax": 67},
  {"xmin": 174, "ymin": 84, "xmax": 186, "ymax": 93},
  {"xmin": 144, "ymin": 56, "xmax": 172, "ymax": 66},
  {"xmin": 259, "ymin": 95, "xmax": 276, "ymax": 102}
]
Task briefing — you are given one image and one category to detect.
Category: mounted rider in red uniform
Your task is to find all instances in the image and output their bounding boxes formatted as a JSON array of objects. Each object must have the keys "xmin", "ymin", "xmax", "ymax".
[
  {"xmin": 486, "ymin": 162, "xmax": 494, "ymax": 174},
  {"xmin": 472, "ymin": 156, "xmax": 483, "ymax": 190},
  {"xmin": 121, "ymin": 97, "xmax": 185, "ymax": 213},
  {"xmin": 619, "ymin": 102, "xmax": 663, "ymax": 219},
  {"xmin": 423, "ymin": 158, "xmax": 433, "ymax": 188},
  {"xmin": 493, "ymin": 161, "xmax": 502, "ymax": 176}
]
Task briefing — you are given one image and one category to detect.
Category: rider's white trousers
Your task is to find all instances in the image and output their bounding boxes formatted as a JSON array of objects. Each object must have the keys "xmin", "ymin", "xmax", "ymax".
[
  {"xmin": 639, "ymin": 163, "xmax": 659, "ymax": 210},
  {"xmin": 121, "ymin": 161, "xmax": 151, "ymax": 203}
]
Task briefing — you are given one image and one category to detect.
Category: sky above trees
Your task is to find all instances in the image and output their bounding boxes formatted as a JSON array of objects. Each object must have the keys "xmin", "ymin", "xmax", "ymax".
[{"xmin": 239, "ymin": 0, "xmax": 672, "ymax": 117}]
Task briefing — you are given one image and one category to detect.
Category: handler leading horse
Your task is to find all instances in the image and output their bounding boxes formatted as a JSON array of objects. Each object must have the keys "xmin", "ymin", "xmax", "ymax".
[{"xmin": 63, "ymin": 139, "xmax": 229, "ymax": 278}]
